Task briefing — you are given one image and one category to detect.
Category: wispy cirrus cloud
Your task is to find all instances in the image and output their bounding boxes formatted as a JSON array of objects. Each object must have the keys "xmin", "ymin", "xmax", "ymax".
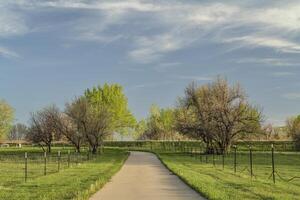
[
  {"xmin": 271, "ymin": 72, "xmax": 295, "ymax": 77},
  {"xmin": 176, "ymin": 75, "xmax": 213, "ymax": 81},
  {"xmin": 235, "ymin": 58, "xmax": 299, "ymax": 67},
  {"xmin": 0, "ymin": 7, "xmax": 28, "ymax": 37},
  {"xmin": 282, "ymin": 93, "xmax": 300, "ymax": 100},
  {"xmin": 3, "ymin": 0, "xmax": 300, "ymax": 64},
  {"xmin": 0, "ymin": 46, "xmax": 19, "ymax": 58}
]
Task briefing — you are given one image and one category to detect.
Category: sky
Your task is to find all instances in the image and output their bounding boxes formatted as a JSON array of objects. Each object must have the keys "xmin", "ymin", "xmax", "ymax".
[{"xmin": 1, "ymin": 0, "xmax": 300, "ymax": 126}]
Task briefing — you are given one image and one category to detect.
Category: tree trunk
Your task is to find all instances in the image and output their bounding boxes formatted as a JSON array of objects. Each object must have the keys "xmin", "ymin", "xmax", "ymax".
[
  {"xmin": 76, "ymin": 145, "xmax": 81, "ymax": 153},
  {"xmin": 47, "ymin": 144, "xmax": 51, "ymax": 153},
  {"xmin": 92, "ymin": 145, "xmax": 97, "ymax": 154}
]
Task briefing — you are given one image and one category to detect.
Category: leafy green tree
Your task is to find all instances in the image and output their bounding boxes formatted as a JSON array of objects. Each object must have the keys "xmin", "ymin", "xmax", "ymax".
[
  {"xmin": 286, "ymin": 115, "xmax": 300, "ymax": 150},
  {"xmin": 177, "ymin": 77, "xmax": 262, "ymax": 153},
  {"xmin": 142, "ymin": 105, "xmax": 177, "ymax": 140},
  {"xmin": 84, "ymin": 83, "xmax": 136, "ymax": 133},
  {"xmin": 133, "ymin": 120, "xmax": 147, "ymax": 140},
  {"xmin": 0, "ymin": 99, "xmax": 14, "ymax": 138}
]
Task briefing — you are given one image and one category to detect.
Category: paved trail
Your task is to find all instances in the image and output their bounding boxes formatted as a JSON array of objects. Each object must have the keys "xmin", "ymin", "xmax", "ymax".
[{"xmin": 90, "ymin": 151, "xmax": 205, "ymax": 200}]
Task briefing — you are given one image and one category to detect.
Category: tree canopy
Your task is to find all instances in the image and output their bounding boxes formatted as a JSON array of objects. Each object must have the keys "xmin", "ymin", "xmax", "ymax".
[
  {"xmin": 84, "ymin": 84, "xmax": 136, "ymax": 131},
  {"xmin": 0, "ymin": 99, "xmax": 14, "ymax": 139},
  {"xmin": 176, "ymin": 77, "xmax": 262, "ymax": 153}
]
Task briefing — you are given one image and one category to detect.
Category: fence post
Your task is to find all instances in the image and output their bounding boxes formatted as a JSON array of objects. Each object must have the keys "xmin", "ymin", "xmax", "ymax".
[
  {"xmin": 222, "ymin": 151, "xmax": 225, "ymax": 170},
  {"xmin": 271, "ymin": 144, "xmax": 276, "ymax": 184},
  {"xmin": 24, "ymin": 152, "xmax": 28, "ymax": 182},
  {"xmin": 58, "ymin": 151, "xmax": 61, "ymax": 172},
  {"xmin": 249, "ymin": 145, "xmax": 253, "ymax": 178},
  {"xmin": 87, "ymin": 150, "xmax": 90, "ymax": 161},
  {"xmin": 234, "ymin": 145, "xmax": 237, "ymax": 173},
  {"xmin": 44, "ymin": 151, "xmax": 47, "ymax": 176},
  {"xmin": 68, "ymin": 150, "xmax": 70, "ymax": 168},
  {"xmin": 205, "ymin": 154, "xmax": 208, "ymax": 163},
  {"xmin": 213, "ymin": 152, "xmax": 215, "ymax": 166}
]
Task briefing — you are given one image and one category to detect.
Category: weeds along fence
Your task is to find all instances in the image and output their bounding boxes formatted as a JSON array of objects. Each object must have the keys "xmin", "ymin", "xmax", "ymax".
[
  {"xmin": 104, "ymin": 140, "xmax": 300, "ymax": 184},
  {"xmin": 0, "ymin": 151, "xmax": 97, "ymax": 183}
]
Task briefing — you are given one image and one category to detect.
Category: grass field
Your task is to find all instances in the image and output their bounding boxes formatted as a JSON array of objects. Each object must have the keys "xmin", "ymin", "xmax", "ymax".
[
  {"xmin": 157, "ymin": 152, "xmax": 300, "ymax": 200},
  {"xmin": 0, "ymin": 147, "xmax": 128, "ymax": 200}
]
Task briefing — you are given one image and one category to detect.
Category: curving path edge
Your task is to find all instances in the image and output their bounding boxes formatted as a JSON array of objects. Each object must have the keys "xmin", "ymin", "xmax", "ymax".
[{"xmin": 90, "ymin": 151, "xmax": 205, "ymax": 200}]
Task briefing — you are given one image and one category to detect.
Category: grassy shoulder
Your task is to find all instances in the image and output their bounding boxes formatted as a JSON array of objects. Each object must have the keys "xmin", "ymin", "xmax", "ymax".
[
  {"xmin": 0, "ymin": 148, "xmax": 128, "ymax": 200},
  {"xmin": 157, "ymin": 152, "xmax": 300, "ymax": 200}
]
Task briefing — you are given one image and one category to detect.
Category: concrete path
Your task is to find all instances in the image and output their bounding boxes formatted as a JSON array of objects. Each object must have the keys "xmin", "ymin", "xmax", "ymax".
[{"xmin": 90, "ymin": 151, "xmax": 205, "ymax": 200}]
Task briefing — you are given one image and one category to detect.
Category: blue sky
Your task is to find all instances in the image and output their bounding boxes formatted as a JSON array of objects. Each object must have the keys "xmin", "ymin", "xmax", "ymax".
[{"xmin": 1, "ymin": 0, "xmax": 300, "ymax": 126}]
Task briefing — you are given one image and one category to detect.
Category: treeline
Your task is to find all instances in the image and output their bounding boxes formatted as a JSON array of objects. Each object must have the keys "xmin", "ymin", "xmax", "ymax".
[
  {"xmin": 136, "ymin": 77, "xmax": 263, "ymax": 153},
  {"xmin": 1, "ymin": 77, "xmax": 300, "ymax": 153},
  {"xmin": 1, "ymin": 84, "xmax": 135, "ymax": 154}
]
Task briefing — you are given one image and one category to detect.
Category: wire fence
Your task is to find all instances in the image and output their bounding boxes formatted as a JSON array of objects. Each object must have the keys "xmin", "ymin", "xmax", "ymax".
[
  {"xmin": 105, "ymin": 140, "xmax": 300, "ymax": 184},
  {"xmin": 0, "ymin": 150, "xmax": 97, "ymax": 185}
]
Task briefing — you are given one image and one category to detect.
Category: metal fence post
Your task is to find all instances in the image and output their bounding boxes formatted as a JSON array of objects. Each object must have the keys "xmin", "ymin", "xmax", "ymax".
[
  {"xmin": 24, "ymin": 152, "xmax": 28, "ymax": 182},
  {"xmin": 68, "ymin": 150, "xmax": 70, "ymax": 168},
  {"xmin": 249, "ymin": 145, "xmax": 253, "ymax": 178},
  {"xmin": 44, "ymin": 151, "xmax": 47, "ymax": 176},
  {"xmin": 222, "ymin": 152, "xmax": 225, "ymax": 170},
  {"xmin": 271, "ymin": 144, "xmax": 276, "ymax": 184},
  {"xmin": 58, "ymin": 151, "xmax": 61, "ymax": 172},
  {"xmin": 234, "ymin": 145, "xmax": 237, "ymax": 173}
]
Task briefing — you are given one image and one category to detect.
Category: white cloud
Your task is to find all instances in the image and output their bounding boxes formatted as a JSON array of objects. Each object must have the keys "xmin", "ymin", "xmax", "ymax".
[
  {"xmin": 282, "ymin": 93, "xmax": 300, "ymax": 100},
  {"xmin": 223, "ymin": 36, "xmax": 300, "ymax": 53},
  {"xmin": 4, "ymin": 0, "xmax": 300, "ymax": 63},
  {"xmin": 129, "ymin": 34, "xmax": 190, "ymax": 63},
  {"xmin": 177, "ymin": 75, "xmax": 213, "ymax": 81},
  {"xmin": 0, "ymin": 9, "xmax": 28, "ymax": 37},
  {"xmin": 0, "ymin": 46, "xmax": 19, "ymax": 58},
  {"xmin": 235, "ymin": 58, "xmax": 298, "ymax": 67},
  {"xmin": 271, "ymin": 72, "xmax": 295, "ymax": 77}
]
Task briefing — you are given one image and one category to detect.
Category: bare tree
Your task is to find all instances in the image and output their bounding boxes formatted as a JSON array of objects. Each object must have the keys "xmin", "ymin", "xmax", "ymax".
[
  {"xmin": 66, "ymin": 97, "xmax": 112, "ymax": 154},
  {"xmin": 27, "ymin": 106, "xmax": 59, "ymax": 152},
  {"xmin": 49, "ymin": 109, "xmax": 84, "ymax": 153},
  {"xmin": 8, "ymin": 123, "xmax": 28, "ymax": 141}
]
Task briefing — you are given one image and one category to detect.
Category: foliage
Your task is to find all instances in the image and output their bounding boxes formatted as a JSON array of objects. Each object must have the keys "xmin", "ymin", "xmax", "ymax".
[
  {"xmin": 176, "ymin": 77, "xmax": 262, "ymax": 153},
  {"xmin": 8, "ymin": 123, "xmax": 28, "ymax": 141},
  {"xmin": 132, "ymin": 119, "xmax": 147, "ymax": 140},
  {"xmin": 286, "ymin": 115, "xmax": 300, "ymax": 150},
  {"xmin": 65, "ymin": 97, "xmax": 112, "ymax": 153},
  {"xmin": 84, "ymin": 83, "xmax": 136, "ymax": 132},
  {"xmin": 0, "ymin": 99, "xmax": 14, "ymax": 138},
  {"xmin": 141, "ymin": 105, "xmax": 180, "ymax": 140}
]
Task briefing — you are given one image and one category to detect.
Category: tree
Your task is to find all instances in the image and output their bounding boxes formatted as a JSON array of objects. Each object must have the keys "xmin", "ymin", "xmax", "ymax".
[
  {"xmin": 141, "ymin": 105, "xmax": 178, "ymax": 140},
  {"xmin": 84, "ymin": 84, "xmax": 136, "ymax": 132},
  {"xmin": 132, "ymin": 120, "xmax": 147, "ymax": 140},
  {"xmin": 65, "ymin": 97, "xmax": 112, "ymax": 153},
  {"xmin": 286, "ymin": 115, "xmax": 300, "ymax": 150},
  {"xmin": 27, "ymin": 105, "xmax": 59, "ymax": 152},
  {"xmin": 177, "ymin": 77, "xmax": 262, "ymax": 153},
  {"xmin": 0, "ymin": 99, "xmax": 14, "ymax": 138},
  {"xmin": 8, "ymin": 123, "xmax": 28, "ymax": 141},
  {"xmin": 49, "ymin": 107, "xmax": 85, "ymax": 153}
]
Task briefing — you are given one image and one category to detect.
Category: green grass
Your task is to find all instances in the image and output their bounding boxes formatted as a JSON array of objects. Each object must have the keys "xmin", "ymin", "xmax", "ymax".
[
  {"xmin": 157, "ymin": 152, "xmax": 300, "ymax": 200},
  {"xmin": 0, "ymin": 148, "xmax": 128, "ymax": 200}
]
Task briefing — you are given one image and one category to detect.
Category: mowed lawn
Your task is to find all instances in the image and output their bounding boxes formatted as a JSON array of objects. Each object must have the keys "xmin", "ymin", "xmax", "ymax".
[
  {"xmin": 158, "ymin": 152, "xmax": 300, "ymax": 200},
  {"xmin": 0, "ymin": 148, "xmax": 128, "ymax": 200}
]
